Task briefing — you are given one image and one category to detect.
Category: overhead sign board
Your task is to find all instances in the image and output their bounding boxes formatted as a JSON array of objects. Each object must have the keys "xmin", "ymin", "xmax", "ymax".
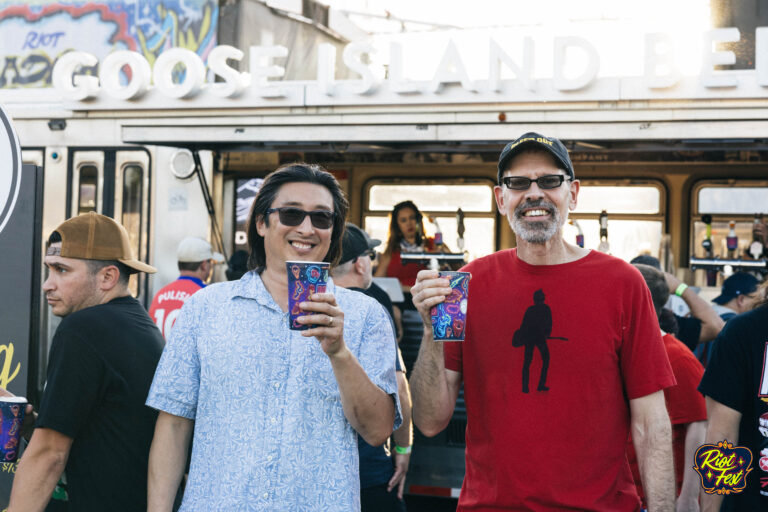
[{"xmin": 6, "ymin": 27, "xmax": 768, "ymax": 110}]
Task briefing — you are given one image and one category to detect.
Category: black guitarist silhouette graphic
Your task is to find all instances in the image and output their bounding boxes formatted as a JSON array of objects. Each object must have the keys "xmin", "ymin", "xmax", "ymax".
[{"xmin": 512, "ymin": 289, "xmax": 568, "ymax": 393}]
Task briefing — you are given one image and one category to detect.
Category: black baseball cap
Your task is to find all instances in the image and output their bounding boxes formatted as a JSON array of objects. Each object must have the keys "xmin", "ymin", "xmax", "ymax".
[
  {"xmin": 713, "ymin": 272, "xmax": 759, "ymax": 305},
  {"xmin": 339, "ymin": 223, "xmax": 381, "ymax": 265},
  {"xmin": 497, "ymin": 132, "xmax": 575, "ymax": 183}
]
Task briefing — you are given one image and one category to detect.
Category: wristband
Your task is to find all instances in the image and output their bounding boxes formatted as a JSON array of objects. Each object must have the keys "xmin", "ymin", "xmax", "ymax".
[
  {"xmin": 394, "ymin": 444, "xmax": 411, "ymax": 454},
  {"xmin": 674, "ymin": 283, "xmax": 688, "ymax": 297}
]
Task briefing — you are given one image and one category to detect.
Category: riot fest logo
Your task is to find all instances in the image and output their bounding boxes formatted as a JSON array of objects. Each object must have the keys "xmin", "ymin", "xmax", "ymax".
[{"xmin": 694, "ymin": 440, "xmax": 753, "ymax": 495}]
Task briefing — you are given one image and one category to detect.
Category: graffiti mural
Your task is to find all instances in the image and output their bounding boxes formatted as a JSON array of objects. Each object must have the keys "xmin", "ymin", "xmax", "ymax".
[{"xmin": 0, "ymin": 0, "xmax": 218, "ymax": 89}]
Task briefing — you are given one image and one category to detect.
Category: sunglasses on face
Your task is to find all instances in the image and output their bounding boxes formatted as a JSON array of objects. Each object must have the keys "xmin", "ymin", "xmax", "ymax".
[
  {"xmin": 501, "ymin": 174, "xmax": 571, "ymax": 191},
  {"xmin": 265, "ymin": 207, "xmax": 335, "ymax": 229}
]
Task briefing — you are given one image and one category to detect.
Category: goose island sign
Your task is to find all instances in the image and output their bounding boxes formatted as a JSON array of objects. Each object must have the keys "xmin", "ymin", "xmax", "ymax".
[{"xmin": 41, "ymin": 27, "xmax": 768, "ymax": 109}]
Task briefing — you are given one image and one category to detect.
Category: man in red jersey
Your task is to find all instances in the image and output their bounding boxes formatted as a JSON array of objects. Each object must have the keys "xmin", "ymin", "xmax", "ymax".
[
  {"xmin": 148, "ymin": 237, "xmax": 224, "ymax": 337},
  {"xmin": 410, "ymin": 132, "xmax": 676, "ymax": 511},
  {"xmin": 628, "ymin": 263, "xmax": 707, "ymax": 511}
]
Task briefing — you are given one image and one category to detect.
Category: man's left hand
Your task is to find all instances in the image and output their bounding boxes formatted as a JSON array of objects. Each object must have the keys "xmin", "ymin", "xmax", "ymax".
[
  {"xmin": 298, "ymin": 293, "xmax": 346, "ymax": 356},
  {"xmin": 387, "ymin": 451, "xmax": 410, "ymax": 500}
]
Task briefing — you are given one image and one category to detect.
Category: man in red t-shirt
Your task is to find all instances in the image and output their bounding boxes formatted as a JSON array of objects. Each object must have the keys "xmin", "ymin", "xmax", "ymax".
[
  {"xmin": 149, "ymin": 237, "xmax": 224, "ymax": 337},
  {"xmin": 409, "ymin": 132, "xmax": 676, "ymax": 511},
  {"xmin": 629, "ymin": 264, "xmax": 707, "ymax": 511}
]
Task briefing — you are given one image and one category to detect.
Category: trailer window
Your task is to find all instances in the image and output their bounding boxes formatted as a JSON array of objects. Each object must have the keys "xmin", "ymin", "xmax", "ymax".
[
  {"xmin": 78, "ymin": 165, "xmax": 98, "ymax": 214},
  {"xmin": 121, "ymin": 165, "xmax": 144, "ymax": 296},
  {"xmin": 692, "ymin": 181, "xmax": 768, "ymax": 264},
  {"xmin": 564, "ymin": 181, "xmax": 665, "ymax": 263},
  {"xmin": 364, "ymin": 181, "xmax": 496, "ymax": 262}
]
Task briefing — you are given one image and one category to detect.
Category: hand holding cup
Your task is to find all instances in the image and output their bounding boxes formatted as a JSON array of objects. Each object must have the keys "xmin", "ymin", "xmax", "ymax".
[
  {"xmin": 411, "ymin": 270, "xmax": 452, "ymax": 327},
  {"xmin": 298, "ymin": 292, "xmax": 346, "ymax": 356}
]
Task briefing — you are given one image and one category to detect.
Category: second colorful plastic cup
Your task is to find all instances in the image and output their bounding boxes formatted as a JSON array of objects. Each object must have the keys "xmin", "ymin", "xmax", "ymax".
[{"xmin": 430, "ymin": 271, "xmax": 470, "ymax": 341}]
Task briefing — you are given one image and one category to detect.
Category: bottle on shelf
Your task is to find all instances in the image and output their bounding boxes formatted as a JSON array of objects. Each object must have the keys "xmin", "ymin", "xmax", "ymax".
[
  {"xmin": 701, "ymin": 214, "xmax": 716, "ymax": 286},
  {"xmin": 749, "ymin": 213, "xmax": 765, "ymax": 259},
  {"xmin": 597, "ymin": 210, "xmax": 609, "ymax": 253},
  {"xmin": 726, "ymin": 220, "xmax": 738, "ymax": 257},
  {"xmin": 456, "ymin": 208, "xmax": 465, "ymax": 252},
  {"xmin": 433, "ymin": 217, "xmax": 443, "ymax": 247},
  {"xmin": 568, "ymin": 219, "xmax": 584, "ymax": 247}
]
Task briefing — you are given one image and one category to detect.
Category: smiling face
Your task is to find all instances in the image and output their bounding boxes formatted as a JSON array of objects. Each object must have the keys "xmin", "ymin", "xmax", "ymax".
[
  {"xmin": 494, "ymin": 150, "xmax": 579, "ymax": 245},
  {"xmin": 43, "ymin": 242, "xmax": 101, "ymax": 317},
  {"xmin": 256, "ymin": 182, "xmax": 335, "ymax": 270}
]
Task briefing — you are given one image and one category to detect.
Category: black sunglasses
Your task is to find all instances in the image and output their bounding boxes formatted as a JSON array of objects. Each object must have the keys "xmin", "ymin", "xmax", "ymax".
[
  {"xmin": 501, "ymin": 174, "xmax": 571, "ymax": 191},
  {"xmin": 265, "ymin": 207, "xmax": 335, "ymax": 229},
  {"xmin": 355, "ymin": 250, "xmax": 376, "ymax": 262}
]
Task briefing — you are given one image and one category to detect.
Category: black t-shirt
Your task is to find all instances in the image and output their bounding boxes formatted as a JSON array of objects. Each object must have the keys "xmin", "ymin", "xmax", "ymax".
[
  {"xmin": 36, "ymin": 296, "xmax": 164, "ymax": 511},
  {"xmin": 350, "ymin": 285, "xmax": 404, "ymax": 489},
  {"xmin": 675, "ymin": 314, "xmax": 702, "ymax": 352},
  {"xmin": 698, "ymin": 305, "xmax": 768, "ymax": 511},
  {"xmin": 361, "ymin": 282, "xmax": 395, "ymax": 323}
]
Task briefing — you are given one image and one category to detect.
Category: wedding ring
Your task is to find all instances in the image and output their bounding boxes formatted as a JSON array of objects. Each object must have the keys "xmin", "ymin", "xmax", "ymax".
[{"xmin": 328, "ymin": 316, "xmax": 334, "ymax": 326}]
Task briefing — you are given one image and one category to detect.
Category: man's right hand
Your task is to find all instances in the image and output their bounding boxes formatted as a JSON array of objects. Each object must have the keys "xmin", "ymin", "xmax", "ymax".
[
  {"xmin": 0, "ymin": 387, "xmax": 36, "ymax": 439},
  {"xmin": 410, "ymin": 270, "xmax": 452, "ymax": 326}
]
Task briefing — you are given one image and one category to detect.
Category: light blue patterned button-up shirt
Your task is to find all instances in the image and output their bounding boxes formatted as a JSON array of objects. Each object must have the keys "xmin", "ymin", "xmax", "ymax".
[{"xmin": 147, "ymin": 270, "xmax": 401, "ymax": 511}]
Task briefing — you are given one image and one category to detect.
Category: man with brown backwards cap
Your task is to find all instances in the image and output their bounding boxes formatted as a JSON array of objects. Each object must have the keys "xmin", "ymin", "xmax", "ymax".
[
  {"xmin": 8, "ymin": 212, "xmax": 164, "ymax": 512},
  {"xmin": 410, "ymin": 132, "xmax": 677, "ymax": 511}
]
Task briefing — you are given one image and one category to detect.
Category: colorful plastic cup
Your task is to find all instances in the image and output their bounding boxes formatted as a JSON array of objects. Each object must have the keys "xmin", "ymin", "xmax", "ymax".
[
  {"xmin": 0, "ymin": 396, "xmax": 27, "ymax": 463},
  {"xmin": 286, "ymin": 261, "xmax": 330, "ymax": 331},
  {"xmin": 430, "ymin": 271, "xmax": 470, "ymax": 341}
]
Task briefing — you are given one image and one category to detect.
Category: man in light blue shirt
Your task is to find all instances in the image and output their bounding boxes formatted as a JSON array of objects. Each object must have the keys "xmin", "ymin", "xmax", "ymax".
[{"xmin": 146, "ymin": 163, "xmax": 401, "ymax": 511}]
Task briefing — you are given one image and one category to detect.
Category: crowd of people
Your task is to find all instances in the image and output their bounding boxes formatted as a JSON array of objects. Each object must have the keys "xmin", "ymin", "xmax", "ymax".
[{"xmin": 1, "ymin": 132, "xmax": 767, "ymax": 512}]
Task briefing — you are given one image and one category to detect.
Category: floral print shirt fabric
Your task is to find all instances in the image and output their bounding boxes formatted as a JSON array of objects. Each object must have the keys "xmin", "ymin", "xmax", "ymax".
[{"xmin": 147, "ymin": 271, "xmax": 401, "ymax": 511}]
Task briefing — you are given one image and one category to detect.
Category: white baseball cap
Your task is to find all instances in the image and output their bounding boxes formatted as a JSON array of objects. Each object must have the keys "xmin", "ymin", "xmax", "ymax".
[{"xmin": 177, "ymin": 237, "xmax": 225, "ymax": 263}]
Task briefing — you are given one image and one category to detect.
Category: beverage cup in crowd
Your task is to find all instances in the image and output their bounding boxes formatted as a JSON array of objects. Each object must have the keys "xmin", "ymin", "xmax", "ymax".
[
  {"xmin": 0, "ymin": 396, "xmax": 27, "ymax": 463},
  {"xmin": 286, "ymin": 260, "xmax": 330, "ymax": 330},
  {"xmin": 430, "ymin": 271, "xmax": 471, "ymax": 341}
]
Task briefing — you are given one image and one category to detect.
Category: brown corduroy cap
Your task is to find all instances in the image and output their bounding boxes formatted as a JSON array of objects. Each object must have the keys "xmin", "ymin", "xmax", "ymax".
[{"xmin": 49, "ymin": 212, "xmax": 156, "ymax": 273}]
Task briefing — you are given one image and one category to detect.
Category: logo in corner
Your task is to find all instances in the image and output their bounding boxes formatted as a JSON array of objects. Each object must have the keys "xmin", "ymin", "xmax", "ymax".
[
  {"xmin": 0, "ymin": 105, "xmax": 23, "ymax": 236},
  {"xmin": 694, "ymin": 440, "xmax": 753, "ymax": 495}
]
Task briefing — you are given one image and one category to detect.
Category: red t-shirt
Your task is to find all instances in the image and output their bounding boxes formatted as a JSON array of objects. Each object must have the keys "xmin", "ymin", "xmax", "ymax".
[
  {"xmin": 148, "ymin": 277, "xmax": 204, "ymax": 337},
  {"xmin": 443, "ymin": 249, "xmax": 675, "ymax": 512},
  {"xmin": 386, "ymin": 250, "xmax": 427, "ymax": 288},
  {"xmin": 627, "ymin": 333, "xmax": 707, "ymax": 506}
]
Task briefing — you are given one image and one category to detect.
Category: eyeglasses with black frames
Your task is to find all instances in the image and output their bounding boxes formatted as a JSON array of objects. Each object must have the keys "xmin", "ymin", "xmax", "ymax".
[
  {"xmin": 501, "ymin": 174, "xmax": 571, "ymax": 191},
  {"xmin": 265, "ymin": 207, "xmax": 335, "ymax": 229}
]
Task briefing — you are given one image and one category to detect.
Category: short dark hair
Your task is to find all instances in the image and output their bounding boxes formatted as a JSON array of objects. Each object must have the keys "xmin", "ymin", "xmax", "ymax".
[
  {"xmin": 633, "ymin": 263, "xmax": 669, "ymax": 319},
  {"xmin": 246, "ymin": 163, "xmax": 348, "ymax": 270},
  {"xmin": 48, "ymin": 231, "xmax": 132, "ymax": 286},
  {"xmin": 178, "ymin": 261, "xmax": 204, "ymax": 272}
]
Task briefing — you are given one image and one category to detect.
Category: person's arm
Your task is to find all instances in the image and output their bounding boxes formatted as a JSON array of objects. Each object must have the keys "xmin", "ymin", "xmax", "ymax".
[
  {"xmin": 8, "ymin": 428, "xmax": 72, "ymax": 512},
  {"xmin": 665, "ymin": 273, "xmax": 724, "ymax": 343},
  {"xmin": 374, "ymin": 252, "xmax": 391, "ymax": 277},
  {"xmin": 392, "ymin": 305, "xmax": 403, "ymax": 343},
  {"xmin": 677, "ymin": 420, "xmax": 706, "ymax": 512},
  {"xmin": 300, "ymin": 293, "xmax": 395, "ymax": 446},
  {"xmin": 630, "ymin": 390, "xmax": 675, "ymax": 512},
  {"xmin": 410, "ymin": 270, "xmax": 463, "ymax": 436},
  {"xmin": 147, "ymin": 412, "xmax": 194, "ymax": 512},
  {"xmin": 700, "ymin": 398, "xmax": 741, "ymax": 512},
  {"xmin": 388, "ymin": 371, "xmax": 412, "ymax": 499}
]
